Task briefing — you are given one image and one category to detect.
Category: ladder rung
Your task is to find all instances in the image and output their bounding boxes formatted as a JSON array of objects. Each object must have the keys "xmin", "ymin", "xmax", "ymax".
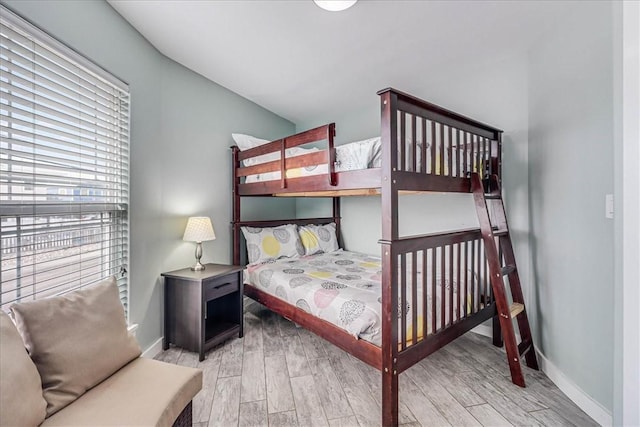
[
  {"xmin": 501, "ymin": 264, "xmax": 516, "ymax": 276},
  {"xmin": 509, "ymin": 302, "xmax": 525, "ymax": 318},
  {"xmin": 518, "ymin": 339, "xmax": 533, "ymax": 356},
  {"xmin": 493, "ymin": 228, "xmax": 508, "ymax": 236},
  {"xmin": 485, "ymin": 194, "xmax": 501, "ymax": 199}
]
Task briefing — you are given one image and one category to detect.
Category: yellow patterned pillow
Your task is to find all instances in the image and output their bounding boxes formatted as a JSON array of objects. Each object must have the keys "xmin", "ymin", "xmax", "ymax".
[
  {"xmin": 298, "ymin": 223, "xmax": 340, "ymax": 255},
  {"xmin": 241, "ymin": 224, "xmax": 304, "ymax": 265}
]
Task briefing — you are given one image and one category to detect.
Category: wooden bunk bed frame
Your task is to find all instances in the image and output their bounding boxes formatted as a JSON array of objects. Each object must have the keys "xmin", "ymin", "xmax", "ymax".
[{"xmin": 231, "ymin": 88, "xmax": 536, "ymax": 426}]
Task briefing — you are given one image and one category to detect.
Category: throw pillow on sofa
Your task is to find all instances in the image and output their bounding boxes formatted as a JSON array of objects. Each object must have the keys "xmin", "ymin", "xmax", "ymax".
[
  {"xmin": 11, "ymin": 276, "xmax": 141, "ymax": 417},
  {"xmin": 0, "ymin": 311, "xmax": 47, "ymax": 427}
]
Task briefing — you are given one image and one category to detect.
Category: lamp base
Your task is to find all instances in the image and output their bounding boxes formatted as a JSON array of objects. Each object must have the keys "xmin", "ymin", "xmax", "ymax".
[
  {"xmin": 191, "ymin": 261, "xmax": 206, "ymax": 271},
  {"xmin": 191, "ymin": 242, "xmax": 206, "ymax": 271}
]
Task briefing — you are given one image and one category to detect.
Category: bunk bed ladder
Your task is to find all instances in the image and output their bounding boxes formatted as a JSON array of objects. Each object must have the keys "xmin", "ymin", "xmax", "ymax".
[{"xmin": 471, "ymin": 173, "xmax": 539, "ymax": 387}]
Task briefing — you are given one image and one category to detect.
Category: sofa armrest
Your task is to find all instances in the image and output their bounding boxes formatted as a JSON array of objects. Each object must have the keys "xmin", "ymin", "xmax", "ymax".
[{"xmin": 172, "ymin": 401, "xmax": 193, "ymax": 427}]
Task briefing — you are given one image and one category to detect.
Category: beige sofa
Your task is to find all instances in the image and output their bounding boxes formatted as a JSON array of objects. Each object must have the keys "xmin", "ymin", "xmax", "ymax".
[{"xmin": 0, "ymin": 277, "xmax": 202, "ymax": 427}]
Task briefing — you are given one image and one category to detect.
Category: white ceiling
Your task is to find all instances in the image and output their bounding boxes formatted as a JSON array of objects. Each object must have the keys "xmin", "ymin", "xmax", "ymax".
[{"xmin": 108, "ymin": 0, "xmax": 575, "ymax": 125}]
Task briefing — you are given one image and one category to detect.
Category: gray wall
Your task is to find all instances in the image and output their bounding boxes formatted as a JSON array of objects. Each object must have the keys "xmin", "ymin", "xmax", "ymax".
[
  {"xmin": 2, "ymin": 0, "xmax": 296, "ymax": 351},
  {"xmin": 528, "ymin": 1, "xmax": 614, "ymax": 412}
]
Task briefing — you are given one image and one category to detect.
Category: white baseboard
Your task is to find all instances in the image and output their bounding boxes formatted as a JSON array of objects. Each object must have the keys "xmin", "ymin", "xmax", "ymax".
[
  {"xmin": 142, "ymin": 337, "xmax": 164, "ymax": 359},
  {"xmin": 469, "ymin": 327, "xmax": 612, "ymax": 426},
  {"xmin": 536, "ymin": 350, "xmax": 612, "ymax": 426}
]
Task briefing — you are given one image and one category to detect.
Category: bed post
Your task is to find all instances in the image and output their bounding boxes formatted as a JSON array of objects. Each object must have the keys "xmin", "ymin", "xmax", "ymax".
[
  {"xmin": 492, "ymin": 131, "xmax": 504, "ymax": 347},
  {"xmin": 496, "ymin": 131, "xmax": 503, "ymax": 190},
  {"xmin": 332, "ymin": 197, "xmax": 342, "ymax": 248},
  {"xmin": 231, "ymin": 146, "xmax": 241, "ymax": 266},
  {"xmin": 379, "ymin": 89, "xmax": 399, "ymax": 427},
  {"xmin": 328, "ymin": 123, "xmax": 337, "ymax": 186}
]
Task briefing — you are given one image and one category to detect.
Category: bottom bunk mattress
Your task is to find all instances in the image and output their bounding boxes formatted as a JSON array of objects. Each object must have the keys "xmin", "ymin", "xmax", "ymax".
[{"xmin": 245, "ymin": 249, "xmax": 472, "ymax": 347}]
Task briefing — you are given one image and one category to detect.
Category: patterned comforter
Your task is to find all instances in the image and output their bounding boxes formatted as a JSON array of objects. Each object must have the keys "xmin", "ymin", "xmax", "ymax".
[{"xmin": 245, "ymin": 250, "xmax": 467, "ymax": 347}]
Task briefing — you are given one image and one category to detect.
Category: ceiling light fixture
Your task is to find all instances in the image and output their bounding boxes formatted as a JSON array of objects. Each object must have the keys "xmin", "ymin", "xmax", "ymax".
[{"xmin": 313, "ymin": 0, "xmax": 357, "ymax": 12}]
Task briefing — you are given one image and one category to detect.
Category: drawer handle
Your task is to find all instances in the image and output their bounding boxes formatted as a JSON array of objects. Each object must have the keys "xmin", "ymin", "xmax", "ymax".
[{"xmin": 213, "ymin": 282, "xmax": 234, "ymax": 290}]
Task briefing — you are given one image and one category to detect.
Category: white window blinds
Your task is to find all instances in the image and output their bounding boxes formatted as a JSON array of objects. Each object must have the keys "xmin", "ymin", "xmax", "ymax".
[{"xmin": 0, "ymin": 7, "xmax": 130, "ymax": 316}]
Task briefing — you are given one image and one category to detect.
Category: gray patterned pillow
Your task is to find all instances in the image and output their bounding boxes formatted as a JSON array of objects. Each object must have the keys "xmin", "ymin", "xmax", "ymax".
[{"xmin": 241, "ymin": 224, "xmax": 304, "ymax": 265}]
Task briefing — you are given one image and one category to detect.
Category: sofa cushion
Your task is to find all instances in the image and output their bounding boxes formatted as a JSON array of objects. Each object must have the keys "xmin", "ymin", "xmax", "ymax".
[
  {"xmin": 40, "ymin": 357, "xmax": 203, "ymax": 427},
  {"xmin": 11, "ymin": 276, "xmax": 141, "ymax": 416},
  {"xmin": 0, "ymin": 311, "xmax": 47, "ymax": 427}
]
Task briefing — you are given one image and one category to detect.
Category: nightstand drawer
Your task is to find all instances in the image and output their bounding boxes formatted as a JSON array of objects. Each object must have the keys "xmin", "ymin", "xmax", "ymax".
[{"xmin": 204, "ymin": 274, "xmax": 239, "ymax": 300}]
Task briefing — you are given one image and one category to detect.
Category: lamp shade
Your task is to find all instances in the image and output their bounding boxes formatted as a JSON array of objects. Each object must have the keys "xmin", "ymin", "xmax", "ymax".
[{"xmin": 183, "ymin": 217, "xmax": 216, "ymax": 242}]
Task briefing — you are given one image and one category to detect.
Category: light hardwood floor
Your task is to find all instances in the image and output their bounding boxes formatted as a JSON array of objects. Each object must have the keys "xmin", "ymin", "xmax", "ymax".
[{"xmin": 156, "ymin": 299, "xmax": 598, "ymax": 427}]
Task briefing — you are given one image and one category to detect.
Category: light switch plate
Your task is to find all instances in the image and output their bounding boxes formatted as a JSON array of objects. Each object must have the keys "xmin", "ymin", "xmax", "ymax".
[{"xmin": 605, "ymin": 194, "xmax": 614, "ymax": 219}]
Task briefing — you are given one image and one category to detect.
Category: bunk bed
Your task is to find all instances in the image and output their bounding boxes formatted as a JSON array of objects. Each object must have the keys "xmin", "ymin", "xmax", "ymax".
[{"xmin": 231, "ymin": 88, "xmax": 537, "ymax": 426}]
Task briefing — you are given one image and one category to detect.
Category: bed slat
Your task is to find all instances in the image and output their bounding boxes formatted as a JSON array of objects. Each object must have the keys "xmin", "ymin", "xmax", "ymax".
[
  {"xmin": 400, "ymin": 252, "xmax": 407, "ymax": 351},
  {"xmin": 412, "ymin": 250, "xmax": 418, "ymax": 345},
  {"xmin": 447, "ymin": 126, "xmax": 453, "ymax": 179},
  {"xmin": 400, "ymin": 112, "xmax": 406, "ymax": 172},
  {"xmin": 456, "ymin": 129, "xmax": 462, "ymax": 178},
  {"xmin": 464, "ymin": 242, "xmax": 469, "ymax": 319},
  {"xmin": 471, "ymin": 239, "xmax": 476, "ymax": 313},
  {"xmin": 439, "ymin": 123, "xmax": 445, "ymax": 176},
  {"xmin": 422, "ymin": 249, "xmax": 428, "ymax": 341},
  {"xmin": 421, "ymin": 118, "xmax": 427, "ymax": 174},
  {"xmin": 441, "ymin": 244, "xmax": 446, "ymax": 329},
  {"xmin": 456, "ymin": 243, "xmax": 462, "ymax": 322},
  {"xmin": 449, "ymin": 243, "xmax": 454, "ymax": 326},
  {"xmin": 411, "ymin": 115, "xmax": 417, "ymax": 173},
  {"xmin": 464, "ymin": 132, "xmax": 469, "ymax": 177},
  {"xmin": 430, "ymin": 120, "xmax": 436, "ymax": 176},
  {"xmin": 431, "ymin": 248, "xmax": 437, "ymax": 334}
]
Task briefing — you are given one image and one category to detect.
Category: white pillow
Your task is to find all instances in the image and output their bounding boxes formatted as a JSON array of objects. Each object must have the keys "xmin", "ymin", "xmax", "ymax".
[
  {"xmin": 298, "ymin": 223, "xmax": 340, "ymax": 255},
  {"xmin": 241, "ymin": 224, "xmax": 304, "ymax": 265},
  {"xmin": 232, "ymin": 133, "xmax": 319, "ymax": 169},
  {"xmin": 335, "ymin": 136, "xmax": 381, "ymax": 171},
  {"xmin": 232, "ymin": 133, "xmax": 269, "ymax": 152},
  {"xmin": 232, "ymin": 133, "xmax": 277, "ymax": 167}
]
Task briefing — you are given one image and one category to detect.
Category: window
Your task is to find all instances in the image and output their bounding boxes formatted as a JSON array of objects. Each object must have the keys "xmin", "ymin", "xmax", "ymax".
[{"xmin": 0, "ymin": 7, "xmax": 130, "ymax": 317}]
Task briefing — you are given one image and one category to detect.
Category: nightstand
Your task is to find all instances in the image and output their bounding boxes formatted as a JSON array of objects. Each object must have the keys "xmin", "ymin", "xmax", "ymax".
[{"xmin": 161, "ymin": 263, "xmax": 244, "ymax": 361}]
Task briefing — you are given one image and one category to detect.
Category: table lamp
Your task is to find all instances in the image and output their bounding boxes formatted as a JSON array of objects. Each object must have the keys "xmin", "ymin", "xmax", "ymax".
[{"xmin": 183, "ymin": 216, "xmax": 216, "ymax": 271}]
